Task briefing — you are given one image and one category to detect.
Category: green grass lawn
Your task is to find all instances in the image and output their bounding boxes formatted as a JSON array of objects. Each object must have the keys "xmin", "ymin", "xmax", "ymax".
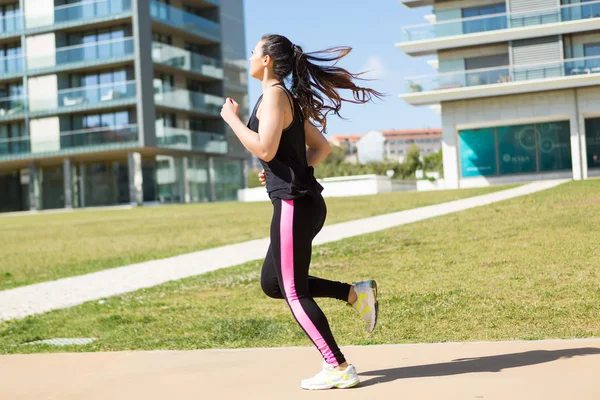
[
  {"xmin": 0, "ymin": 185, "xmax": 515, "ymax": 289},
  {"xmin": 1, "ymin": 180, "xmax": 598, "ymax": 355}
]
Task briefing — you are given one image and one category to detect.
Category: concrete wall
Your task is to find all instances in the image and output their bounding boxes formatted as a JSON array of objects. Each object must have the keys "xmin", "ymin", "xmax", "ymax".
[
  {"xmin": 28, "ymin": 75, "xmax": 57, "ymax": 111},
  {"xmin": 30, "ymin": 117, "xmax": 60, "ymax": 154},
  {"xmin": 441, "ymin": 86, "xmax": 600, "ymax": 188},
  {"xmin": 434, "ymin": 0, "xmax": 507, "ymax": 12},
  {"xmin": 24, "ymin": 0, "xmax": 54, "ymax": 29},
  {"xmin": 26, "ymin": 33, "xmax": 55, "ymax": 70}
]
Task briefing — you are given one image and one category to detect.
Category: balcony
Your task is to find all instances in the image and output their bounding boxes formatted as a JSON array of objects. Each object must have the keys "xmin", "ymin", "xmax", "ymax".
[
  {"xmin": 27, "ymin": 37, "xmax": 134, "ymax": 75},
  {"xmin": 154, "ymin": 88, "xmax": 223, "ymax": 115},
  {"xmin": 59, "ymin": 124, "xmax": 138, "ymax": 151},
  {"xmin": 402, "ymin": 55, "xmax": 600, "ymax": 105},
  {"xmin": 0, "ymin": 134, "xmax": 29, "ymax": 158},
  {"xmin": 156, "ymin": 127, "xmax": 227, "ymax": 154},
  {"xmin": 0, "ymin": 54, "xmax": 24, "ymax": 80},
  {"xmin": 150, "ymin": 1, "xmax": 220, "ymax": 42},
  {"xmin": 0, "ymin": 11, "xmax": 24, "ymax": 39},
  {"xmin": 0, "ymin": 95, "xmax": 25, "ymax": 121},
  {"xmin": 0, "ymin": 124, "xmax": 138, "ymax": 161},
  {"xmin": 399, "ymin": 0, "xmax": 600, "ymax": 56},
  {"xmin": 25, "ymin": 0, "xmax": 132, "ymax": 32},
  {"xmin": 28, "ymin": 80, "xmax": 136, "ymax": 116},
  {"xmin": 152, "ymin": 42, "xmax": 223, "ymax": 80}
]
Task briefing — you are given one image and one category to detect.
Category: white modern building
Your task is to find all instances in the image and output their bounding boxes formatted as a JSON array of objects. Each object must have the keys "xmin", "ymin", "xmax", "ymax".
[{"xmin": 398, "ymin": 0, "xmax": 600, "ymax": 188}]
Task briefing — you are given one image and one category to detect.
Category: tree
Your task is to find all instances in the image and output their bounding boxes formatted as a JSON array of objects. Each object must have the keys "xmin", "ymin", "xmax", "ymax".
[
  {"xmin": 403, "ymin": 145, "xmax": 423, "ymax": 177},
  {"xmin": 423, "ymin": 150, "xmax": 443, "ymax": 175}
]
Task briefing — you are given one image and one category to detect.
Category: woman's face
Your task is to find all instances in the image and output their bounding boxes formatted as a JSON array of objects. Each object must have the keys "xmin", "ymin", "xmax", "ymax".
[{"xmin": 249, "ymin": 40, "xmax": 268, "ymax": 80}]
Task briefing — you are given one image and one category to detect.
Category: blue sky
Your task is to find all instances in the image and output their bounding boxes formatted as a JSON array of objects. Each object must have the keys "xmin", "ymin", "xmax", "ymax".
[{"xmin": 242, "ymin": 0, "xmax": 439, "ymax": 136}]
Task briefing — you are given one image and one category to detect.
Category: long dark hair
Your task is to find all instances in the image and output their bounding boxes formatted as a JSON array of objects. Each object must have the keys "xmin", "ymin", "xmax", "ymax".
[{"xmin": 260, "ymin": 34, "xmax": 385, "ymax": 133}]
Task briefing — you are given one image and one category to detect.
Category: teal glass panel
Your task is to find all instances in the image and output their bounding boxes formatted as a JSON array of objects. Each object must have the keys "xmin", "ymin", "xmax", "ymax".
[
  {"xmin": 537, "ymin": 121, "xmax": 572, "ymax": 171},
  {"xmin": 459, "ymin": 128, "xmax": 497, "ymax": 177},
  {"xmin": 498, "ymin": 124, "xmax": 537, "ymax": 174},
  {"xmin": 585, "ymin": 118, "xmax": 600, "ymax": 169}
]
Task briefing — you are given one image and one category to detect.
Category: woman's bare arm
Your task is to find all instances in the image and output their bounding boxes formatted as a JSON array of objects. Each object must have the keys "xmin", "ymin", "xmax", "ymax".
[{"xmin": 305, "ymin": 120, "xmax": 331, "ymax": 167}]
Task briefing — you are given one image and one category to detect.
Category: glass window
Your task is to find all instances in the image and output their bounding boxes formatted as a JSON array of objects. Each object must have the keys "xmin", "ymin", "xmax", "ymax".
[
  {"xmin": 585, "ymin": 117, "xmax": 600, "ymax": 169},
  {"xmin": 101, "ymin": 113, "xmax": 115, "ymax": 128},
  {"xmin": 537, "ymin": 121, "xmax": 572, "ymax": 171},
  {"xmin": 115, "ymin": 111, "xmax": 129, "ymax": 126},
  {"xmin": 1, "ymin": 4, "xmax": 20, "ymax": 33},
  {"xmin": 459, "ymin": 128, "xmax": 498, "ymax": 177},
  {"xmin": 111, "ymin": 28, "xmax": 126, "ymax": 56},
  {"xmin": 582, "ymin": 0, "xmax": 600, "ymax": 19},
  {"xmin": 465, "ymin": 54, "xmax": 510, "ymax": 86},
  {"xmin": 584, "ymin": 43, "xmax": 600, "ymax": 69},
  {"xmin": 214, "ymin": 159, "xmax": 241, "ymax": 201},
  {"xmin": 498, "ymin": 124, "xmax": 537, "ymax": 175},
  {"xmin": 188, "ymin": 156, "xmax": 209, "ymax": 203},
  {"xmin": 84, "ymin": 114, "xmax": 100, "ymax": 128},
  {"xmin": 462, "ymin": 4, "xmax": 507, "ymax": 34},
  {"xmin": 153, "ymin": 32, "xmax": 172, "ymax": 45},
  {"xmin": 156, "ymin": 155, "xmax": 185, "ymax": 203},
  {"xmin": 83, "ymin": 73, "xmax": 99, "ymax": 103}
]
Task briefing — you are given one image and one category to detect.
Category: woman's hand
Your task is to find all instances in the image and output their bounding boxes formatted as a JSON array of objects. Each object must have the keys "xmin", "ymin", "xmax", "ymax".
[
  {"xmin": 258, "ymin": 169, "xmax": 266, "ymax": 186},
  {"xmin": 220, "ymin": 98, "xmax": 240, "ymax": 125}
]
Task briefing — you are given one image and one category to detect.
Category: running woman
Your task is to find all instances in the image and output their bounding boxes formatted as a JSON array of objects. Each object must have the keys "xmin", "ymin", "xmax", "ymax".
[{"xmin": 220, "ymin": 34, "xmax": 383, "ymax": 390}]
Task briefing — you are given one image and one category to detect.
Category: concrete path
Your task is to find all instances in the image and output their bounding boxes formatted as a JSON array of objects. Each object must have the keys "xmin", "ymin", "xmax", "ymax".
[
  {"xmin": 2, "ymin": 338, "xmax": 599, "ymax": 399},
  {"xmin": 0, "ymin": 180, "xmax": 567, "ymax": 322}
]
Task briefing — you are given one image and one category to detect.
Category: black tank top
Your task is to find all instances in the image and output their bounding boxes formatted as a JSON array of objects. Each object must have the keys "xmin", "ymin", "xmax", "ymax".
[{"xmin": 247, "ymin": 83, "xmax": 323, "ymax": 201}]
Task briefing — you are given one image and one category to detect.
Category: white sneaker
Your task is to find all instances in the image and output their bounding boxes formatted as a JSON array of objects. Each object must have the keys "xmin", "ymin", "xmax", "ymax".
[
  {"xmin": 351, "ymin": 280, "xmax": 379, "ymax": 333},
  {"xmin": 300, "ymin": 364, "xmax": 360, "ymax": 390}
]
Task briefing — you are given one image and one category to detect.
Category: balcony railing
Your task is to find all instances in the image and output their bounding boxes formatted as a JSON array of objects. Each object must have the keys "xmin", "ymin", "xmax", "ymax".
[
  {"xmin": 406, "ymin": 55, "xmax": 600, "ymax": 93},
  {"xmin": 0, "ymin": 134, "xmax": 29, "ymax": 157},
  {"xmin": 0, "ymin": 124, "xmax": 138, "ymax": 158},
  {"xmin": 156, "ymin": 126, "xmax": 227, "ymax": 154},
  {"xmin": 0, "ymin": 11, "xmax": 23, "ymax": 36},
  {"xmin": 0, "ymin": 54, "xmax": 24, "ymax": 77},
  {"xmin": 0, "ymin": 95, "xmax": 25, "ymax": 119},
  {"xmin": 402, "ymin": 0, "xmax": 600, "ymax": 42},
  {"xmin": 154, "ymin": 88, "xmax": 223, "ymax": 114},
  {"xmin": 26, "ymin": 0, "xmax": 131, "ymax": 29},
  {"xmin": 28, "ymin": 37, "xmax": 134, "ymax": 71},
  {"xmin": 27, "ymin": 80, "xmax": 136, "ymax": 113},
  {"xmin": 59, "ymin": 124, "xmax": 138, "ymax": 150},
  {"xmin": 152, "ymin": 42, "xmax": 223, "ymax": 79},
  {"xmin": 150, "ymin": 1, "xmax": 220, "ymax": 42}
]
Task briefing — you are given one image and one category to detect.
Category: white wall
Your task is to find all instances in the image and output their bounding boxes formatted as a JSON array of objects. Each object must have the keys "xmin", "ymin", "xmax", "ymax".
[
  {"xmin": 24, "ymin": 0, "xmax": 54, "ymax": 29},
  {"xmin": 30, "ymin": 117, "xmax": 60, "ymax": 154},
  {"xmin": 435, "ymin": 0, "xmax": 506, "ymax": 12},
  {"xmin": 238, "ymin": 175, "xmax": 416, "ymax": 202},
  {"xmin": 26, "ymin": 34, "xmax": 56, "ymax": 70},
  {"xmin": 28, "ymin": 75, "xmax": 58, "ymax": 111}
]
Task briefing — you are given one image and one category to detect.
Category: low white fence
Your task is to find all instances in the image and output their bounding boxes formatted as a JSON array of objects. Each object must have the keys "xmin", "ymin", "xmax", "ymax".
[{"xmin": 238, "ymin": 174, "xmax": 422, "ymax": 202}]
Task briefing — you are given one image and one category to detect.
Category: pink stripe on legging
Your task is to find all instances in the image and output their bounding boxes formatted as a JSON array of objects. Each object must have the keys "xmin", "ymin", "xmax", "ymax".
[{"xmin": 280, "ymin": 199, "xmax": 338, "ymax": 366}]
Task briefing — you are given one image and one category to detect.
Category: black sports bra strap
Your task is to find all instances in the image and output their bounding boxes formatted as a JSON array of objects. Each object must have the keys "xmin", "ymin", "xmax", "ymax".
[{"xmin": 271, "ymin": 83, "xmax": 294, "ymax": 114}]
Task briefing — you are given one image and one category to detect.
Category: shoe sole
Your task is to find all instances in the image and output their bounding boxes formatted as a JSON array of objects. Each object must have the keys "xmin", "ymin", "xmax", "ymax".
[
  {"xmin": 367, "ymin": 280, "xmax": 378, "ymax": 334},
  {"xmin": 301, "ymin": 377, "xmax": 361, "ymax": 390}
]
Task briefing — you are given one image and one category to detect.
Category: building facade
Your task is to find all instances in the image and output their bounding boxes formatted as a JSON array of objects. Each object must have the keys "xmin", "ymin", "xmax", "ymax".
[
  {"xmin": 329, "ymin": 128, "xmax": 442, "ymax": 164},
  {"xmin": 0, "ymin": 0, "xmax": 249, "ymax": 213},
  {"xmin": 399, "ymin": 0, "xmax": 600, "ymax": 188}
]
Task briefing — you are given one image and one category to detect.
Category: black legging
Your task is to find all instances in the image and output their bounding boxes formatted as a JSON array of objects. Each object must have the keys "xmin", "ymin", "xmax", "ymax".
[{"xmin": 260, "ymin": 194, "xmax": 351, "ymax": 366}]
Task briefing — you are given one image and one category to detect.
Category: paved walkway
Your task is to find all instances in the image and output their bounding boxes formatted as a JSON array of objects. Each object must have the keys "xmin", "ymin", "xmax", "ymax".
[
  {"xmin": 0, "ymin": 180, "xmax": 567, "ymax": 322},
  {"xmin": 2, "ymin": 338, "xmax": 599, "ymax": 399}
]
